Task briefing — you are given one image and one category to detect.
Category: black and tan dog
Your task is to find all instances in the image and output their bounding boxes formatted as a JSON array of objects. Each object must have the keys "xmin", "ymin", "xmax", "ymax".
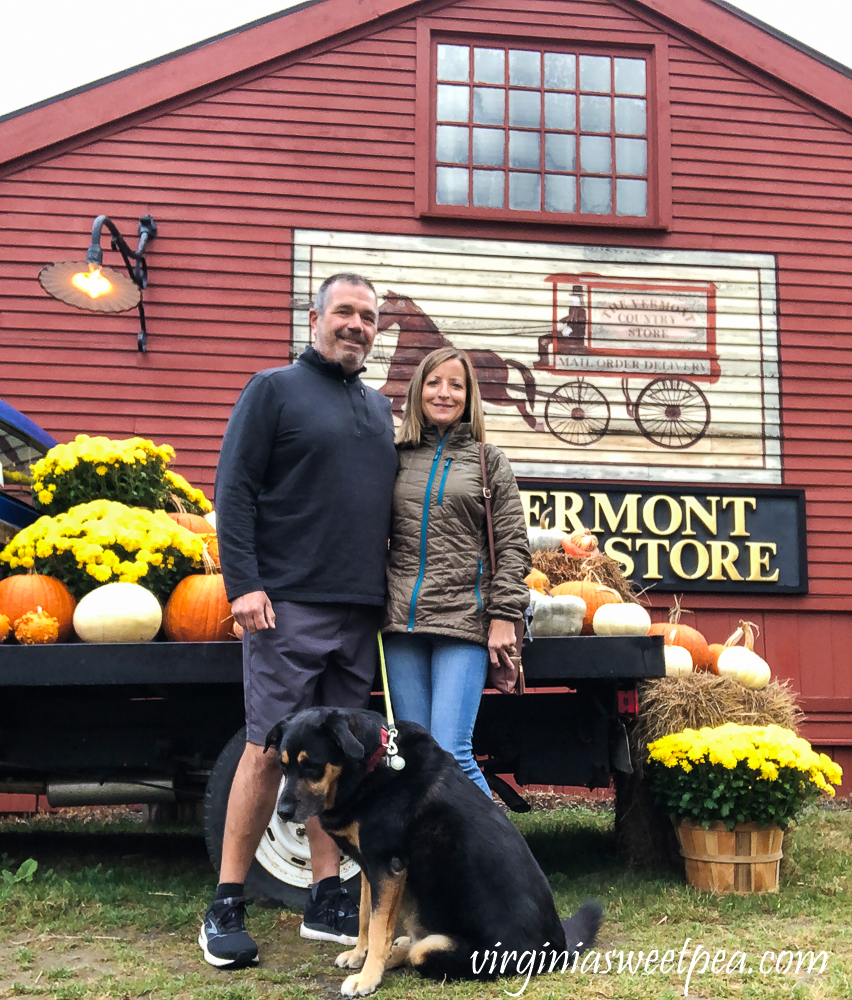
[{"xmin": 264, "ymin": 706, "xmax": 602, "ymax": 998}]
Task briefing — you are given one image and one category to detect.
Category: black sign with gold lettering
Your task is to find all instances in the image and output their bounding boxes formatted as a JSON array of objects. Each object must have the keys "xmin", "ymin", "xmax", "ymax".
[{"xmin": 518, "ymin": 483, "xmax": 807, "ymax": 594}]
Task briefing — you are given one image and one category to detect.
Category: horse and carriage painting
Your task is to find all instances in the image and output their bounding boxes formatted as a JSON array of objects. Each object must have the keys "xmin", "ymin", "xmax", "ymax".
[
  {"xmin": 375, "ymin": 277, "xmax": 718, "ymax": 451},
  {"xmin": 293, "ymin": 230, "xmax": 781, "ymax": 484}
]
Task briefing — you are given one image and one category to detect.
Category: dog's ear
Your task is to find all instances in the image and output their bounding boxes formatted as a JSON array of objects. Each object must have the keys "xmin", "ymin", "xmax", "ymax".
[
  {"xmin": 264, "ymin": 711, "xmax": 301, "ymax": 754},
  {"xmin": 325, "ymin": 711, "xmax": 365, "ymax": 759},
  {"xmin": 264, "ymin": 722, "xmax": 286, "ymax": 755}
]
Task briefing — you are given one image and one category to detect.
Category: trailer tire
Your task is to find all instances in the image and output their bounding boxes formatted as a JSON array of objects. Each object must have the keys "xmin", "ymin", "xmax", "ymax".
[{"xmin": 203, "ymin": 727, "xmax": 360, "ymax": 909}]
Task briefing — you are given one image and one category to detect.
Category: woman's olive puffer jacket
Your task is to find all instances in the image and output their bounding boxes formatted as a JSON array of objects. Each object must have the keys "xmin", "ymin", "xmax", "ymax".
[{"xmin": 384, "ymin": 423, "xmax": 531, "ymax": 646}]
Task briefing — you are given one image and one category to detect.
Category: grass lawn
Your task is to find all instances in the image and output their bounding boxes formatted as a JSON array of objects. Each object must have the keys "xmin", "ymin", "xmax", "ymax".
[{"xmin": 0, "ymin": 801, "xmax": 849, "ymax": 1000}]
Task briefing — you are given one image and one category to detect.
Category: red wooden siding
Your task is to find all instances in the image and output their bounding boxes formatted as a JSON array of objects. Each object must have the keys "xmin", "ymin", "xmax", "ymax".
[{"xmin": 1, "ymin": 0, "xmax": 852, "ymax": 753}]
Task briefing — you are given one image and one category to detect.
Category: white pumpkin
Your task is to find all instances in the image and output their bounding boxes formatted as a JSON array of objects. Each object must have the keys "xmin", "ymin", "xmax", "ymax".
[
  {"xmin": 664, "ymin": 644, "xmax": 693, "ymax": 678},
  {"xmin": 73, "ymin": 583, "xmax": 162, "ymax": 643},
  {"xmin": 715, "ymin": 620, "xmax": 771, "ymax": 690},
  {"xmin": 717, "ymin": 646, "xmax": 771, "ymax": 690},
  {"xmin": 527, "ymin": 527, "xmax": 568, "ymax": 553},
  {"xmin": 529, "ymin": 589, "xmax": 586, "ymax": 637},
  {"xmin": 592, "ymin": 602, "xmax": 652, "ymax": 636},
  {"xmin": 205, "ymin": 510, "xmax": 217, "ymax": 530}
]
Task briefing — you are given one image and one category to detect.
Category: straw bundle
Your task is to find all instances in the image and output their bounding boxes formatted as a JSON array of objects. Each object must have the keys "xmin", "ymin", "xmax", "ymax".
[
  {"xmin": 615, "ymin": 675, "xmax": 802, "ymax": 869},
  {"xmin": 530, "ymin": 550, "xmax": 639, "ymax": 604}
]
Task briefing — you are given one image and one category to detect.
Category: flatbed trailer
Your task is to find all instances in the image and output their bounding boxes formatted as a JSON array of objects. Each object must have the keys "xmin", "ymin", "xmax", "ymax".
[{"xmin": 0, "ymin": 635, "xmax": 665, "ymax": 904}]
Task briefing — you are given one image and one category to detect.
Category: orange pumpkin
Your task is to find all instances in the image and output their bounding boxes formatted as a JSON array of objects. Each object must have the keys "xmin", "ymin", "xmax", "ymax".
[
  {"xmin": 549, "ymin": 580, "xmax": 621, "ymax": 634},
  {"xmin": 168, "ymin": 511, "xmax": 211, "ymax": 534},
  {"xmin": 561, "ymin": 527, "xmax": 600, "ymax": 559},
  {"xmin": 163, "ymin": 563, "xmax": 234, "ymax": 642},
  {"xmin": 708, "ymin": 642, "xmax": 726, "ymax": 672},
  {"xmin": 0, "ymin": 573, "xmax": 76, "ymax": 641},
  {"xmin": 648, "ymin": 596, "xmax": 714, "ymax": 673},
  {"xmin": 648, "ymin": 623, "xmax": 713, "ymax": 671},
  {"xmin": 524, "ymin": 568, "xmax": 551, "ymax": 594}
]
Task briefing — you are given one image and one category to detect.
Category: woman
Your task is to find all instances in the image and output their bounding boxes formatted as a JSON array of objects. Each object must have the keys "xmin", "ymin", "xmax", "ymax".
[{"xmin": 383, "ymin": 346, "xmax": 531, "ymax": 796}]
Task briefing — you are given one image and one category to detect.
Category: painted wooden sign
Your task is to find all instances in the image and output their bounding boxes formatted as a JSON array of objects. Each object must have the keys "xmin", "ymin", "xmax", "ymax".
[
  {"xmin": 519, "ymin": 482, "xmax": 806, "ymax": 594},
  {"xmin": 293, "ymin": 230, "xmax": 780, "ymax": 484}
]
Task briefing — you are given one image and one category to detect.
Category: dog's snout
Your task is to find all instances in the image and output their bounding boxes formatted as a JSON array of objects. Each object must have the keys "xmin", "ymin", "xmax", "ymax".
[{"xmin": 277, "ymin": 796, "xmax": 297, "ymax": 822}]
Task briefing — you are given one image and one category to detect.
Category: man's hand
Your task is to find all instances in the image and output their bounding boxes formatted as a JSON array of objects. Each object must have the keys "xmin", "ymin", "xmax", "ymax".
[
  {"xmin": 232, "ymin": 591, "xmax": 276, "ymax": 633},
  {"xmin": 488, "ymin": 618, "xmax": 517, "ymax": 668}
]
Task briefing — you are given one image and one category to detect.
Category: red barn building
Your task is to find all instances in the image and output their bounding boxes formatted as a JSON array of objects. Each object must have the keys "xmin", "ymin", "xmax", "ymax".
[{"xmin": 2, "ymin": 0, "xmax": 851, "ymax": 788}]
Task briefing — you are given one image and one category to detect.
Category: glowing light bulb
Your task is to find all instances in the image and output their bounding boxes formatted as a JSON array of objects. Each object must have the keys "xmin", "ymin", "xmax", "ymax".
[{"xmin": 71, "ymin": 266, "xmax": 112, "ymax": 299}]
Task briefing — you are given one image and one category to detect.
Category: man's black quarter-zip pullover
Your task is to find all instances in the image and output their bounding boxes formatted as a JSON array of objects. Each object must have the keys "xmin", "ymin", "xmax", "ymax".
[{"xmin": 215, "ymin": 346, "xmax": 397, "ymax": 605}]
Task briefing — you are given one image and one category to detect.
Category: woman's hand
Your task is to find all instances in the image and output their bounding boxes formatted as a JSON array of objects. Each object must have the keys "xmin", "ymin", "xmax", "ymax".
[{"xmin": 488, "ymin": 618, "xmax": 518, "ymax": 668}]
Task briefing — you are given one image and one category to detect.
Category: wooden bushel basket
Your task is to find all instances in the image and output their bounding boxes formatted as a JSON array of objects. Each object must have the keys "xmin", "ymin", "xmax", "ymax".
[{"xmin": 675, "ymin": 820, "xmax": 784, "ymax": 894}]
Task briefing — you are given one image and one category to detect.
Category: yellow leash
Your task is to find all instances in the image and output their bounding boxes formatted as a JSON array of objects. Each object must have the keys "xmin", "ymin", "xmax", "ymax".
[{"xmin": 377, "ymin": 631, "xmax": 406, "ymax": 770}]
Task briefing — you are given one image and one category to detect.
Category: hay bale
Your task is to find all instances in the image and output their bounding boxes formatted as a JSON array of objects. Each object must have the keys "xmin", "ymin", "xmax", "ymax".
[
  {"xmin": 615, "ymin": 676, "xmax": 803, "ymax": 870},
  {"xmin": 531, "ymin": 551, "xmax": 639, "ymax": 604}
]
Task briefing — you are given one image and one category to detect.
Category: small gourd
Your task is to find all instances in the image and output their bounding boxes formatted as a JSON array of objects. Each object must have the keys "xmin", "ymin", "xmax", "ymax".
[
  {"xmin": 527, "ymin": 528, "xmax": 568, "ymax": 553},
  {"xmin": 201, "ymin": 533, "xmax": 220, "ymax": 569},
  {"xmin": 716, "ymin": 621, "xmax": 771, "ymax": 690},
  {"xmin": 73, "ymin": 583, "xmax": 163, "ymax": 643},
  {"xmin": 529, "ymin": 590, "xmax": 586, "ymax": 637},
  {"xmin": 562, "ymin": 526, "xmax": 600, "ymax": 559},
  {"xmin": 524, "ymin": 568, "xmax": 551, "ymax": 594},
  {"xmin": 14, "ymin": 607, "xmax": 60, "ymax": 645},
  {"xmin": 664, "ymin": 644, "xmax": 693, "ymax": 678},
  {"xmin": 0, "ymin": 614, "xmax": 10, "ymax": 642},
  {"xmin": 592, "ymin": 602, "xmax": 651, "ymax": 636}
]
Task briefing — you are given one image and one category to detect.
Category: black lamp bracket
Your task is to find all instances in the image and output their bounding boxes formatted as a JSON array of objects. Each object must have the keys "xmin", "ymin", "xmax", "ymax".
[{"xmin": 87, "ymin": 215, "xmax": 158, "ymax": 351}]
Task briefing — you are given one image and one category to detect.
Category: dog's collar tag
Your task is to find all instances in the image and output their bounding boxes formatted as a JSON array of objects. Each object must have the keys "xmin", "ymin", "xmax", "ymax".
[{"xmin": 386, "ymin": 727, "xmax": 406, "ymax": 771}]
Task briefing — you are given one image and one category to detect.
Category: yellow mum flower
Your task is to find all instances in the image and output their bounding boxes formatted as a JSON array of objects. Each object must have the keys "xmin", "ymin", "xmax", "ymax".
[{"xmin": 86, "ymin": 564, "xmax": 113, "ymax": 582}]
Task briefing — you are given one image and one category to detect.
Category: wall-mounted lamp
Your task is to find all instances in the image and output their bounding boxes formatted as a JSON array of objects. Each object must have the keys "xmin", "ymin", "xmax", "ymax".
[{"xmin": 38, "ymin": 215, "xmax": 158, "ymax": 351}]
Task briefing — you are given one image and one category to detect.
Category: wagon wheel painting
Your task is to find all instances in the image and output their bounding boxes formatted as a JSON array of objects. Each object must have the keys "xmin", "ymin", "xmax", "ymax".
[
  {"xmin": 543, "ymin": 379, "xmax": 610, "ymax": 446},
  {"xmin": 633, "ymin": 378, "xmax": 711, "ymax": 449}
]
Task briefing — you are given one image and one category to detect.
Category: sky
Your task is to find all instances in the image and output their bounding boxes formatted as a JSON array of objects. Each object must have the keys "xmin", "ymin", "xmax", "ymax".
[{"xmin": 1, "ymin": 0, "xmax": 852, "ymax": 119}]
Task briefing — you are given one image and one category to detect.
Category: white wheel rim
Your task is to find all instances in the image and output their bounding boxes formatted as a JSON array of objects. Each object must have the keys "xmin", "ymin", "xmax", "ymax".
[{"xmin": 254, "ymin": 778, "xmax": 360, "ymax": 889}]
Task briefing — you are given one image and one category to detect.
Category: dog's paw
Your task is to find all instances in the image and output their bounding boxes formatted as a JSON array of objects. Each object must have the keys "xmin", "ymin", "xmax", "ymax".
[
  {"xmin": 335, "ymin": 948, "xmax": 366, "ymax": 970},
  {"xmin": 386, "ymin": 937, "xmax": 410, "ymax": 970},
  {"xmin": 340, "ymin": 972, "xmax": 381, "ymax": 997}
]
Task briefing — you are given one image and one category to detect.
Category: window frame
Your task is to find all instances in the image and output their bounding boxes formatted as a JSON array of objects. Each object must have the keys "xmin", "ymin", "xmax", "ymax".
[{"xmin": 414, "ymin": 20, "xmax": 671, "ymax": 229}]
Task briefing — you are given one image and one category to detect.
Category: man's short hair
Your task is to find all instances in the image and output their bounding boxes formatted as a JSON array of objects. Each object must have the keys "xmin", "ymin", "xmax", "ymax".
[{"xmin": 313, "ymin": 273, "xmax": 377, "ymax": 315}]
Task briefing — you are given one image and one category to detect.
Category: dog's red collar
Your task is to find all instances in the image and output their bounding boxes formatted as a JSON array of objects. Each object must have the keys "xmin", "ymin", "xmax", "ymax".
[{"xmin": 365, "ymin": 728, "xmax": 389, "ymax": 774}]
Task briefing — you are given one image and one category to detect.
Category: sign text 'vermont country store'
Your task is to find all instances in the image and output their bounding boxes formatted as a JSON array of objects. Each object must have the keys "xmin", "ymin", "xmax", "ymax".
[{"xmin": 518, "ymin": 484, "xmax": 806, "ymax": 595}]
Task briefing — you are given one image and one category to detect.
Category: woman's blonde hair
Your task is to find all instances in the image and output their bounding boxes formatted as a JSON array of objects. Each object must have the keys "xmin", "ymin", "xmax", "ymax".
[{"xmin": 396, "ymin": 347, "xmax": 486, "ymax": 446}]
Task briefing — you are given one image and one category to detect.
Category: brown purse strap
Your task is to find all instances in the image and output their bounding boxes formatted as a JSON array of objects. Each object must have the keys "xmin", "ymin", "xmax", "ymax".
[{"xmin": 479, "ymin": 443, "xmax": 497, "ymax": 577}]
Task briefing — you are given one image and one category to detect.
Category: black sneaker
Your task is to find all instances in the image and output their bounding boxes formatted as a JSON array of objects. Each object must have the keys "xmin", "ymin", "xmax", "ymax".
[
  {"xmin": 198, "ymin": 896, "xmax": 259, "ymax": 968},
  {"xmin": 300, "ymin": 885, "xmax": 359, "ymax": 945}
]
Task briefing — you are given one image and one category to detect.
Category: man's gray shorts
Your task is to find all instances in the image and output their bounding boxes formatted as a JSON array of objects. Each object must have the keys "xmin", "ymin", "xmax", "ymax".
[{"xmin": 243, "ymin": 600, "xmax": 381, "ymax": 746}]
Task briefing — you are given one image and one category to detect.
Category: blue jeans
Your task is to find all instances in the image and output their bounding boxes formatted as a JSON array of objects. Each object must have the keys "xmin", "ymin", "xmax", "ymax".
[{"xmin": 383, "ymin": 632, "xmax": 491, "ymax": 797}]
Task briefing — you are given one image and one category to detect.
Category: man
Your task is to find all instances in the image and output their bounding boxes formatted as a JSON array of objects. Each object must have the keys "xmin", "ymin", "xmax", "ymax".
[
  {"xmin": 536, "ymin": 284, "xmax": 588, "ymax": 366},
  {"xmin": 199, "ymin": 273, "xmax": 397, "ymax": 969}
]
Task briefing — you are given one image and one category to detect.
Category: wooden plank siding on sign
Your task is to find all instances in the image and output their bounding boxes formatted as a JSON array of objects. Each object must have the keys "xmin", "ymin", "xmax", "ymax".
[{"xmin": 2, "ymin": 0, "xmax": 852, "ymax": 781}]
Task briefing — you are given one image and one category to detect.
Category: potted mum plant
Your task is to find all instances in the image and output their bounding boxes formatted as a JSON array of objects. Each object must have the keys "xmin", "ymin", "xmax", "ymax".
[{"xmin": 646, "ymin": 723, "xmax": 843, "ymax": 894}]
